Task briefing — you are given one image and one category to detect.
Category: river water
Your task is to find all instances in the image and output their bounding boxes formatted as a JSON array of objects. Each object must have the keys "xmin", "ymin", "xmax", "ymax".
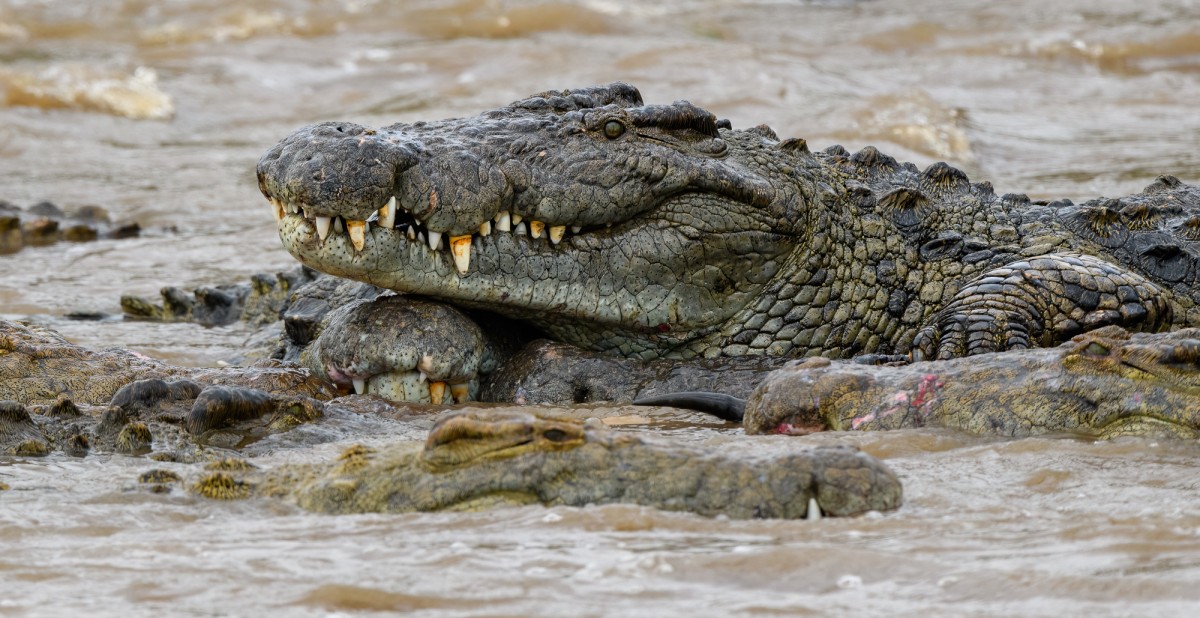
[{"xmin": 2, "ymin": 0, "xmax": 1199, "ymax": 615}]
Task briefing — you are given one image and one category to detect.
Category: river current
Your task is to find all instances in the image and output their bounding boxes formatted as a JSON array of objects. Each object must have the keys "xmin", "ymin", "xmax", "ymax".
[{"xmin": 2, "ymin": 0, "xmax": 1199, "ymax": 615}]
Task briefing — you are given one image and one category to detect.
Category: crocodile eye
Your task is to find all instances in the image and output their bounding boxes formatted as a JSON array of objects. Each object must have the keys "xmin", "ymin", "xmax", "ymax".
[
  {"xmin": 1082, "ymin": 341, "xmax": 1110, "ymax": 357},
  {"xmin": 543, "ymin": 428, "xmax": 569, "ymax": 442},
  {"xmin": 603, "ymin": 120, "xmax": 625, "ymax": 139}
]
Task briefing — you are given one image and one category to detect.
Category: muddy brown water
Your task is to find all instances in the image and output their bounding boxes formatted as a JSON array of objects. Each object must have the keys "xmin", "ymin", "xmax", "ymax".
[{"xmin": 2, "ymin": 0, "xmax": 1200, "ymax": 615}]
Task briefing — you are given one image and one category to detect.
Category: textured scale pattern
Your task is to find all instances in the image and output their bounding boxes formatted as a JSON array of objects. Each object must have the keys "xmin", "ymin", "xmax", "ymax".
[{"xmin": 257, "ymin": 83, "xmax": 1200, "ymax": 362}]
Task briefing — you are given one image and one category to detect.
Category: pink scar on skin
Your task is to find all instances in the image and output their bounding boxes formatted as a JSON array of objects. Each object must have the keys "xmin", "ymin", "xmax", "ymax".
[
  {"xmin": 773, "ymin": 421, "xmax": 822, "ymax": 435},
  {"xmin": 851, "ymin": 374, "xmax": 944, "ymax": 429}
]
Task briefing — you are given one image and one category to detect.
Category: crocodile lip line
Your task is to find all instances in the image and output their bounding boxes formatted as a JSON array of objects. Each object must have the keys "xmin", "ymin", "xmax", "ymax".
[{"xmin": 269, "ymin": 194, "xmax": 589, "ymax": 276}]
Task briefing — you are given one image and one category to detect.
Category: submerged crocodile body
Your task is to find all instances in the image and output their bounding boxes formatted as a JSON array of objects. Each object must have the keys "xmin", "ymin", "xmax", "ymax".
[
  {"xmin": 0, "ymin": 318, "xmax": 330, "ymax": 458},
  {"xmin": 257, "ymin": 82, "xmax": 1200, "ymax": 400},
  {"xmin": 0, "ymin": 318, "xmax": 900, "ymax": 518},
  {"xmin": 742, "ymin": 325, "xmax": 1200, "ymax": 439},
  {"xmin": 0, "ymin": 199, "xmax": 140, "ymax": 255},
  {"xmin": 193, "ymin": 408, "xmax": 901, "ymax": 519}
]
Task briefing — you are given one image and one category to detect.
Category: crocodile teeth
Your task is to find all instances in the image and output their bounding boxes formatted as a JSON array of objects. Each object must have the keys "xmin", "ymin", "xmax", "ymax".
[
  {"xmin": 514, "ymin": 222, "xmax": 527, "ymax": 236},
  {"xmin": 287, "ymin": 202, "xmax": 299, "ymax": 215},
  {"xmin": 479, "ymin": 221, "xmax": 491, "ymax": 236},
  {"xmin": 406, "ymin": 226, "xmax": 416, "ymax": 240},
  {"xmin": 352, "ymin": 378, "xmax": 366, "ymax": 395},
  {"xmin": 315, "ymin": 216, "xmax": 332, "ymax": 241},
  {"xmin": 570, "ymin": 225, "xmax": 582, "ymax": 234},
  {"xmin": 495, "ymin": 211, "xmax": 511, "ymax": 232},
  {"xmin": 269, "ymin": 198, "xmax": 285, "ymax": 222},
  {"xmin": 346, "ymin": 219, "xmax": 367, "ymax": 251},
  {"xmin": 428, "ymin": 230, "xmax": 442, "ymax": 251},
  {"xmin": 548, "ymin": 225, "xmax": 565, "ymax": 244},
  {"xmin": 429, "ymin": 381, "xmax": 446, "ymax": 404},
  {"xmin": 334, "ymin": 217, "xmax": 344, "ymax": 234},
  {"xmin": 379, "ymin": 196, "xmax": 396, "ymax": 228},
  {"xmin": 450, "ymin": 234, "xmax": 472, "ymax": 274},
  {"xmin": 806, "ymin": 497, "xmax": 822, "ymax": 521},
  {"xmin": 529, "ymin": 220, "xmax": 544, "ymax": 239},
  {"xmin": 511, "ymin": 213, "xmax": 523, "ymax": 225},
  {"xmin": 450, "ymin": 383, "xmax": 470, "ymax": 403}
]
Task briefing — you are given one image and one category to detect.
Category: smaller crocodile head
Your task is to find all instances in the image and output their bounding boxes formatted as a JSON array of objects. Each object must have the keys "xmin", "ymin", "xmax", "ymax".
[
  {"xmin": 419, "ymin": 409, "xmax": 597, "ymax": 471},
  {"xmin": 257, "ymin": 83, "xmax": 801, "ymax": 357}
]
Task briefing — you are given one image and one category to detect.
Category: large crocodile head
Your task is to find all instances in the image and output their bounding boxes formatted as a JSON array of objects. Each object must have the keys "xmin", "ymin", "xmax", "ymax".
[{"xmin": 257, "ymin": 83, "xmax": 803, "ymax": 358}]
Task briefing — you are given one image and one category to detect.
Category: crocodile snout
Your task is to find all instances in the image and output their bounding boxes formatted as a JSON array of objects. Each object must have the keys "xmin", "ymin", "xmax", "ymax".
[{"xmin": 256, "ymin": 121, "xmax": 419, "ymax": 223}]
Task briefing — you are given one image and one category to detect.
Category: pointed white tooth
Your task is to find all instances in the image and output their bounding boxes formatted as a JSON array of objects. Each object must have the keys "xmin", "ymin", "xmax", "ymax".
[
  {"xmin": 479, "ymin": 221, "xmax": 491, "ymax": 236},
  {"xmin": 417, "ymin": 231, "xmax": 426, "ymax": 245},
  {"xmin": 288, "ymin": 202, "xmax": 299, "ymax": 214},
  {"xmin": 347, "ymin": 219, "xmax": 367, "ymax": 251},
  {"xmin": 514, "ymin": 222, "xmax": 527, "ymax": 236},
  {"xmin": 511, "ymin": 213, "xmax": 523, "ymax": 225},
  {"xmin": 570, "ymin": 225, "xmax": 582, "ymax": 234},
  {"xmin": 495, "ymin": 211, "xmax": 511, "ymax": 232},
  {"xmin": 548, "ymin": 225, "xmax": 565, "ymax": 244},
  {"xmin": 379, "ymin": 196, "xmax": 397, "ymax": 228},
  {"xmin": 333, "ymin": 217, "xmax": 345, "ymax": 234},
  {"xmin": 806, "ymin": 497, "xmax": 822, "ymax": 521},
  {"xmin": 406, "ymin": 225, "xmax": 416, "ymax": 240},
  {"xmin": 529, "ymin": 220, "xmax": 544, "ymax": 239},
  {"xmin": 315, "ymin": 216, "xmax": 332, "ymax": 241},
  {"xmin": 352, "ymin": 378, "xmax": 366, "ymax": 395},
  {"xmin": 269, "ymin": 198, "xmax": 284, "ymax": 222},
  {"xmin": 450, "ymin": 235, "xmax": 472, "ymax": 274},
  {"xmin": 428, "ymin": 230, "xmax": 442, "ymax": 251}
]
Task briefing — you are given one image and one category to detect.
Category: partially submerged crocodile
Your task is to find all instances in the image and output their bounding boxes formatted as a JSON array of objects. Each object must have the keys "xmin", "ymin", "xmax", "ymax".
[
  {"xmin": 0, "ymin": 318, "xmax": 330, "ymax": 458},
  {"xmin": 190, "ymin": 408, "xmax": 901, "ymax": 519},
  {"xmin": 740, "ymin": 325, "xmax": 1200, "ymax": 439},
  {"xmin": 0, "ymin": 199, "xmax": 140, "ymax": 255},
  {"xmin": 0, "ymin": 318, "xmax": 901, "ymax": 518},
  {"xmin": 256, "ymin": 82, "xmax": 1200, "ymax": 404}
]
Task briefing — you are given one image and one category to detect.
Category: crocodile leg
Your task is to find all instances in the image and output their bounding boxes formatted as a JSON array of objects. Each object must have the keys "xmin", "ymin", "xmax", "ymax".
[{"xmin": 911, "ymin": 253, "xmax": 1171, "ymax": 360}]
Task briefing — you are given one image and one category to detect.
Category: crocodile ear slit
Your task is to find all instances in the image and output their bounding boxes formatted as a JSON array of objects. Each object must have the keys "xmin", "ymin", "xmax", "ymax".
[{"xmin": 627, "ymin": 102, "xmax": 720, "ymax": 137}]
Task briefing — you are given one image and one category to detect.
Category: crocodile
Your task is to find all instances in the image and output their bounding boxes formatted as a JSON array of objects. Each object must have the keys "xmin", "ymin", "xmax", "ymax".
[
  {"xmin": 0, "ymin": 317, "xmax": 902, "ymax": 519},
  {"xmin": 255, "ymin": 82, "xmax": 1200, "ymax": 398},
  {"xmin": 0, "ymin": 199, "xmax": 140, "ymax": 255},
  {"xmin": 190, "ymin": 408, "xmax": 902, "ymax": 519},
  {"xmin": 0, "ymin": 318, "xmax": 331, "ymax": 458},
  {"xmin": 742, "ymin": 325, "xmax": 1200, "ymax": 440}
]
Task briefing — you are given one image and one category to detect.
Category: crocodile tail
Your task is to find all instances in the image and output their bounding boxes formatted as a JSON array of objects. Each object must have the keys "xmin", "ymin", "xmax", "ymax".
[{"xmin": 632, "ymin": 392, "xmax": 746, "ymax": 423}]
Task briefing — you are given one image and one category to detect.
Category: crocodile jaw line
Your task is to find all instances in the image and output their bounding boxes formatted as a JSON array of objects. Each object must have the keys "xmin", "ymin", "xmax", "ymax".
[{"xmin": 277, "ymin": 197, "xmax": 582, "ymax": 277}]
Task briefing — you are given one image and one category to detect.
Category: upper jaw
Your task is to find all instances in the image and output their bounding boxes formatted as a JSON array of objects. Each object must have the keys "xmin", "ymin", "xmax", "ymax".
[
  {"xmin": 272, "ymin": 192, "xmax": 595, "ymax": 276},
  {"xmin": 256, "ymin": 121, "xmax": 416, "ymax": 223}
]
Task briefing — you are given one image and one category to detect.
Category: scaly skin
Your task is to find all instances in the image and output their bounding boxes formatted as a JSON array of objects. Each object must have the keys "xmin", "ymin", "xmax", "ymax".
[
  {"xmin": 0, "ymin": 319, "xmax": 329, "ymax": 406},
  {"xmin": 208, "ymin": 408, "xmax": 902, "ymax": 519},
  {"xmin": 257, "ymin": 83, "xmax": 1200, "ymax": 370},
  {"xmin": 744, "ymin": 326, "xmax": 1200, "ymax": 439},
  {"xmin": 0, "ymin": 317, "xmax": 904, "ymax": 518},
  {"xmin": 0, "ymin": 319, "xmax": 332, "ymax": 458},
  {"xmin": 0, "ymin": 199, "xmax": 140, "ymax": 255}
]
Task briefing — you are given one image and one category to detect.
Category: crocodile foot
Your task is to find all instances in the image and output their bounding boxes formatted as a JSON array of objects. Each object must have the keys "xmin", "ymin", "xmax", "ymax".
[{"xmin": 912, "ymin": 253, "xmax": 1171, "ymax": 360}]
